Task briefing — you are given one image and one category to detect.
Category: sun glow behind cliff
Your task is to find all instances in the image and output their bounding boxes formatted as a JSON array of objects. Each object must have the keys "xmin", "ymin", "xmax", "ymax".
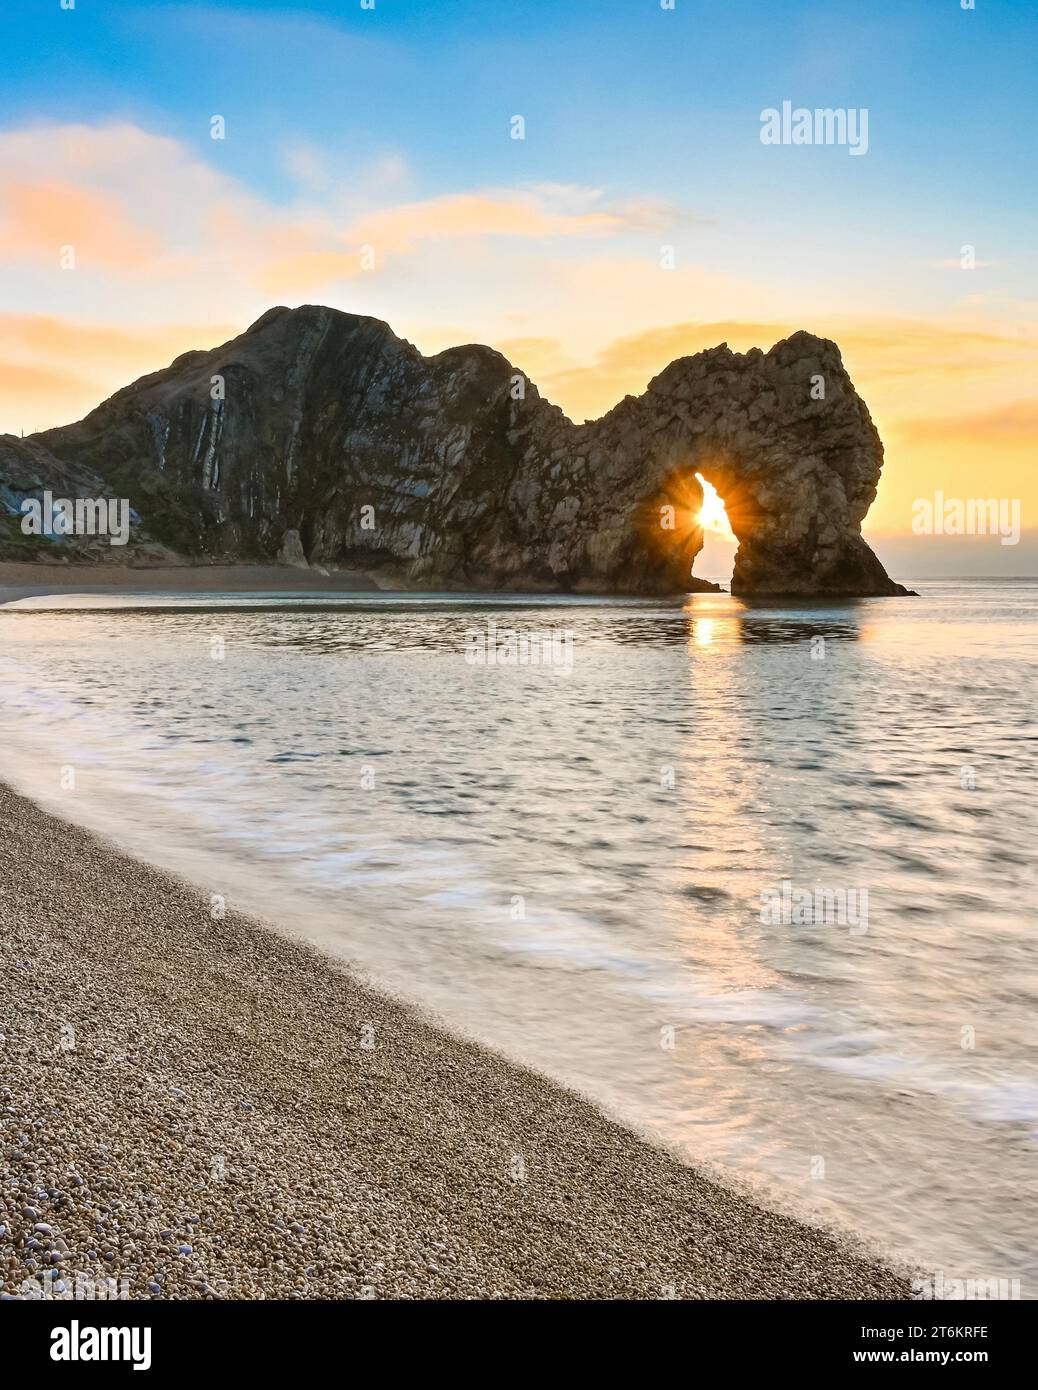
[{"xmin": 695, "ymin": 473, "xmax": 737, "ymax": 542}]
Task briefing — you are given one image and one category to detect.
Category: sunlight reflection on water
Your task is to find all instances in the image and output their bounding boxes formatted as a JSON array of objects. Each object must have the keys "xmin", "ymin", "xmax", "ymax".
[{"xmin": 1, "ymin": 580, "xmax": 1036, "ymax": 1285}]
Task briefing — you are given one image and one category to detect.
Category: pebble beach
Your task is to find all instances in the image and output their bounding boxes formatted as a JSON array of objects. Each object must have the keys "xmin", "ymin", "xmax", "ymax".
[{"xmin": 0, "ymin": 781, "xmax": 913, "ymax": 1300}]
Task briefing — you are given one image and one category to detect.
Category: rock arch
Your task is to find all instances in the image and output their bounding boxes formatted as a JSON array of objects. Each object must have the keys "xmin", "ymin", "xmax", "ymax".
[{"xmin": 24, "ymin": 307, "xmax": 911, "ymax": 597}]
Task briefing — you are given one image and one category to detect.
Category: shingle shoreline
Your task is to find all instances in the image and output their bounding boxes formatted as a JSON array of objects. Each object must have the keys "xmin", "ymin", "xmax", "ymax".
[{"xmin": 0, "ymin": 782, "xmax": 913, "ymax": 1301}]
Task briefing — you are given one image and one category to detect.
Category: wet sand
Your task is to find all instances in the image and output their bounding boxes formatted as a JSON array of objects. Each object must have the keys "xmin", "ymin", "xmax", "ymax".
[{"xmin": 0, "ymin": 561, "xmax": 381, "ymax": 607}]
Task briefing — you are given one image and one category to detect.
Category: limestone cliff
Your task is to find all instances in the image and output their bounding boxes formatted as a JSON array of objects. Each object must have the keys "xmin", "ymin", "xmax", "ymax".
[{"xmin": 5, "ymin": 305, "xmax": 909, "ymax": 595}]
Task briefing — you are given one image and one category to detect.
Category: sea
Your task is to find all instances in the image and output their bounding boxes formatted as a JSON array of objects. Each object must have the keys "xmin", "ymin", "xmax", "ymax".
[{"xmin": 1, "ymin": 578, "xmax": 1035, "ymax": 1292}]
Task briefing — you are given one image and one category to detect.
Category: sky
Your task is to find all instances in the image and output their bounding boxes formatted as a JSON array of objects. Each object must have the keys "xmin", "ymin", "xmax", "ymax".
[{"xmin": 1, "ymin": 0, "xmax": 1035, "ymax": 569}]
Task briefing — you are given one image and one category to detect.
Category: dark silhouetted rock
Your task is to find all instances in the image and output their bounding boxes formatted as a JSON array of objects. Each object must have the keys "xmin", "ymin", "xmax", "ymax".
[{"xmin": 7, "ymin": 306, "xmax": 908, "ymax": 595}]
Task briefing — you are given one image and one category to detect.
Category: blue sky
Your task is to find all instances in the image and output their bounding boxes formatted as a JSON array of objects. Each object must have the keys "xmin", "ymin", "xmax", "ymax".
[
  {"xmin": 7, "ymin": 1, "xmax": 1035, "ymax": 198},
  {"xmin": 3, "ymin": 0, "xmax": 1035, "ymax": 324}
]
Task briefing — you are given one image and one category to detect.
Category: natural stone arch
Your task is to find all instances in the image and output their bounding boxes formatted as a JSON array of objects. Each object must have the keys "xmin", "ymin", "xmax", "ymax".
[
  {"xmin": 531, "ymin": 332, "xmax": 907, "ymax": 596},
  {"xmin": 22, "ymin": 307, "xmax": 910, "ymax": 597}
]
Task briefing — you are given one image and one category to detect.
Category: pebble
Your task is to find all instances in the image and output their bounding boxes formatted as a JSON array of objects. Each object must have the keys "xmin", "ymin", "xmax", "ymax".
[{"xmin": 0, "ymin": 782, "xmax": 914, "ymax": 1302}]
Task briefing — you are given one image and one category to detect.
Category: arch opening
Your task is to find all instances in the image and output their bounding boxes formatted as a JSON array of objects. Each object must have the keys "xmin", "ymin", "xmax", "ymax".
[
  {"xmin": 631, "ymin": 457, "xmax": 757, "ymax": 595},
  {"xmin": 692, "ymin": 470, "xmax": 738, "ymax": 588}
]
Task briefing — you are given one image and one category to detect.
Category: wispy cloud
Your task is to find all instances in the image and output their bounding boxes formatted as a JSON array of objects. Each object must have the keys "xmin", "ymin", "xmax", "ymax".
[
  {"xmin": 0, "ymin": 180, "xmax": 160, "ymax": 270},
  {"xmin": 930, "ymin": 257, "xmax": 998, "ymax": 270},
  {"xmin": 0, "ymin": 313, "xmax": 235, "ymax": 434},
  {"xmin": 352, "ymin": 188, "xmax": 664, "ymax": 254},
  {"xmin": 0, "ymin": 123, "xmax": 682, "ymax": 301},
  {"xmin": 893, "ymin": 400, "xmax": 1038, "ymax": 445}
]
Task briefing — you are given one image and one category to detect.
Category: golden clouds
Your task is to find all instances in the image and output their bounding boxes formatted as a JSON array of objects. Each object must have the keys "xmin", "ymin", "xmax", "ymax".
[
  {"xmin": 0, "ymin": 315, "xmax": 235, "ymax": 435},
  {"xmin": 0, "ymin": 124, "xmax": 667, "ymax": 301},
  {"xmin": 351, "ymin": 191, "xmax": 636, "ymax": 254},
  {"xmin": 0, "ymin": 180, "xmax": 160, "ymax": 270},
  {"xmin": 893, "ymin": 400, "xmax": 1038, "ymax": 445}
]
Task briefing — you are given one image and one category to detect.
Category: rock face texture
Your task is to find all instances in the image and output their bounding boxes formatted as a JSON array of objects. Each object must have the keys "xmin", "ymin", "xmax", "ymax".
[
  {"xmin": 3, "ymin": 305, "xmax": 908, "ymax": 595},
  {"xmin": 0, "ymin": 434, "xmax": 154, "ymax": 562}
]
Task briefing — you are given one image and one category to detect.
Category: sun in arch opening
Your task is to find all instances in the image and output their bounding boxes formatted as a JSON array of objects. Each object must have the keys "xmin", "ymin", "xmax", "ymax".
[{"xmin": 694, "ymin": 472, "xmax": 737, "ymax": 542}]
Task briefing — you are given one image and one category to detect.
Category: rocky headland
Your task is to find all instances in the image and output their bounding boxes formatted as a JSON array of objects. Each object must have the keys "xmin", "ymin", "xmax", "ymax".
[{"xmin": 0, "ymin": 306, "xmax": 910, "ymax": 596}]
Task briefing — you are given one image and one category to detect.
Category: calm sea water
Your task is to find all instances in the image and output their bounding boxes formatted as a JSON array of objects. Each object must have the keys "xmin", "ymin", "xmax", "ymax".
[{"xmin": 1, "ymin": 580, "xmax": 1035, "ymax": 1290}]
